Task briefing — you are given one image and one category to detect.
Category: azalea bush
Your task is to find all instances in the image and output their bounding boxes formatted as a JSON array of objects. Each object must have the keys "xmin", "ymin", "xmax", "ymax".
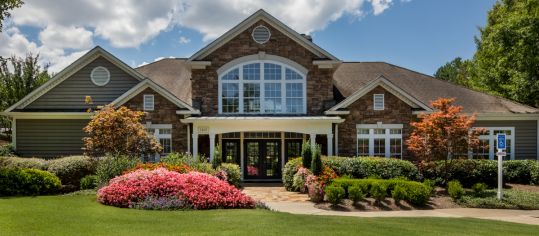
[{"xmin": 97, "ymin": 168, "xmax": 255, "ymax": 210}]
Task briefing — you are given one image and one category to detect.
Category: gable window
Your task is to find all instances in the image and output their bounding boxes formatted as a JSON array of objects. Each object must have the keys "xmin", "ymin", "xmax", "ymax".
[
  {"xmin": 219, "ymin": 61, "xmax": 306, "ymax": 114},
  {"xmin": 472, "ymin": 127, "xmax": 515, "ymax": 160},
  {"xmin": 90, "ymin": 66, "xmax": 110, "ymax": 86},
  {"xmin": 143, "ymin": 94, "xmax": 154, "ymax": 111},
  {"xmin": 373, "ymin": 94, "xmax": 384, "ymax": 110},
  {"xmin": 357, "ymin": 124, "xmax": 403, "ymax": 158}
]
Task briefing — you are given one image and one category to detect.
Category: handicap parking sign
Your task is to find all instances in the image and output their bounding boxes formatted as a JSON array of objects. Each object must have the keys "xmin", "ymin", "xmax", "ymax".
[{"xmin": 497, "ymin": 134, "xmax": 506, "ymax": 150}]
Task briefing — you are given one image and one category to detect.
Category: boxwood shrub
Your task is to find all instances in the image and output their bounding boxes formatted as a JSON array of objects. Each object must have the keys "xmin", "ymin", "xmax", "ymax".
[
  {"xmin": 283, "ymin": 157, "xmax": 420, "ymax": 191},
  {"xmin": 0, "ymin": 168, "xmax": 62, "ymax": 196},
  {"xmin": 47, "ymin": 156, "xmax": 97, "ymax": 187}
]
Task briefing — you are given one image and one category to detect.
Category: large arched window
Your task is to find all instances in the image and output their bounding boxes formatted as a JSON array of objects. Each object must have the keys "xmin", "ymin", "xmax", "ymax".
[{"xmin": 218, "ymin": 61, "xmax": 306, "ymax": 114}]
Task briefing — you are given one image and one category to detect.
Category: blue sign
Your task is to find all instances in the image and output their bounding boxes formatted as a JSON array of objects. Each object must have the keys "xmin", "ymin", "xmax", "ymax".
[{"xmin": 497, "ymin": 134, "xmax": 506, "ymax": 150}]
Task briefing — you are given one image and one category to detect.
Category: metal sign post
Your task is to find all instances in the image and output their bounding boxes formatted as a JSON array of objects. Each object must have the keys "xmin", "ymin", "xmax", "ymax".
[{"xmin": 496, "ymin": 134, "xmax": 506, "ymax": 200}]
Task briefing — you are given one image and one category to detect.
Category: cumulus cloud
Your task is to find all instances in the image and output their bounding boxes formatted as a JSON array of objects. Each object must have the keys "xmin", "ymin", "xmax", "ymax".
[
  {"xmin": 39, "ymin": 24, "xmax": 93, "ymax": 50},
  {"xmin": 179, "ymin": 36, "xmax": 191, "ymax": 44},
  {"xmin": 369, "ymin": 0, "xmax": 393, "ymax": 15}
]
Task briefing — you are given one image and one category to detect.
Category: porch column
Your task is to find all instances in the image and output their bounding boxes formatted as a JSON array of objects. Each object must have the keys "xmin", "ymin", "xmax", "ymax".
[
  {"xmin": 209, "ymin": 133, "xmax": 216, "ymax": 162},
  {"xmin": 309, "ymin": 133, "xmax": 316, "ymax": 149},
  {"xmin": 192, "ymin": 133, "xmax": 198, "ymax": 158},
  {"xmin": 327, "ymin": 133, "xmax": 333, "ymax": 157}
]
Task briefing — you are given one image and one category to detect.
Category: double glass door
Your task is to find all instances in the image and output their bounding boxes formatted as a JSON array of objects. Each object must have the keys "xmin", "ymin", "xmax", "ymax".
[{"xmin": 244, "ymin": 140, "xmax": 281, "ymax": 179}]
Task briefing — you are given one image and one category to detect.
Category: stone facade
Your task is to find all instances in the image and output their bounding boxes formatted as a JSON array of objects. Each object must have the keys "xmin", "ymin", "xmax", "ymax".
[
  {"xmin": 191, "ymin": 20, "xmax": 335, "ymax": 116},
  {"xmin": 337, "ymin": 86, "xmax": 416, "ymax": 158},
  {"xmin": 124, "ymin": 88, "xmax": 189, "ymax": 153}
]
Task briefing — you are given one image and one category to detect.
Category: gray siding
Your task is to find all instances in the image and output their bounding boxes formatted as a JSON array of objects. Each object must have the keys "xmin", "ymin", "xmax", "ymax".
[
  {"xmin": 25, "ymin": 57, "xmax": 140, "ymax": 110},
  {"xmin": 16, "ymin": 119, "xmax": 89, "ymax": 157},
  {"xmin": 474, "ymin": 120, "xmax": 538, "ymax": 160}
]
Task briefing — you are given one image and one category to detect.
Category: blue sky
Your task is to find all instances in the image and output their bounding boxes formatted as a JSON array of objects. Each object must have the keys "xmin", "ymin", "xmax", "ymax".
[{"xmin": 0, "ymin": 0, "xmax": 496, "ymax": 75}]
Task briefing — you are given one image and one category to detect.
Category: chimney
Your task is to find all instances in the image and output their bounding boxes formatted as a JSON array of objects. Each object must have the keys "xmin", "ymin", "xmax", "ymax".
[{"xmin": 300, "ymin": 34, "xmax": 312, "ymax": 42}]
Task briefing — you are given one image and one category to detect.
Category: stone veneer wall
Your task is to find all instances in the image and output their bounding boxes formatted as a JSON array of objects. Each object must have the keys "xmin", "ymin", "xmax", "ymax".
[
  {"xmin": 337, "ymin": 86, "xmax": 415, "ymax": 158},
  {"xmin": 191, "ymin": 20, "xmax": 335, "ymax": 116},
  {"xmin": 124, "ymin": 88, "xmax": 189, "ymax": 153}
]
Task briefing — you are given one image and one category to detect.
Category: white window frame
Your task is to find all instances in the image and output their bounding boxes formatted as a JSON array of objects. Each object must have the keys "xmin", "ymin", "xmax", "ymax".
[
  {"xmin": 90, "ymin": 66, "xmax": 110, "ymax": 86},
  {"xmin": 145, "ymin": 124, "xmax": 173, "ymax": 162},
  {"xmin": 373, "ymin": 94, "xmax": 384, "ymax": 110},
  {"xmin": 356, "ymin": 123, "xmax": 403, "ymax": 158},
  {"xmin": 143, "ymin": 94, "xmax": 154, "ymax": 111},
  {"xmin": 473, "ymin": 127, "xmax": 515, "ymax": 160},
  {"xmin": 218, "ymin": 60, "xmax": 307, "ymax": 114}
]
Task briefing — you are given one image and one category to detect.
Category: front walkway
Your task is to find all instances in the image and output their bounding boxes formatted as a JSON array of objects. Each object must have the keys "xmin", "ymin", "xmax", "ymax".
[{"xmin": 242, "ymin": 184, "xmax": 539, "ymax": 226}]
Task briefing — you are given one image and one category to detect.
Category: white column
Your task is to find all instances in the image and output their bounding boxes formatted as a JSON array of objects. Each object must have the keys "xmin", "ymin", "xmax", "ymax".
[
  {"xmin": 281, "ymin": 132, "xmax": 285, "ymax": 170},
  {"xmin": 186, "ymin": 125, "xmax": 191, "ymax": 154},
  {"xmin": 240, "ymin": 132, "xmax": 245, "ymax": 180},
  {"xmin": 335, "ymin": 124, "xmax": 339, "ymax": 156},
  {"xmin": 192, "ymin": 132, "xmax": 198, "ymax": 158},
  {"xmin": 309, "ymin": 133, "xmax": 316, "ymax": 149},
  {"xmin": 327, "ymin": 133, "xmax": 333, "ymax": 157},
  {"xmin": 209, "ymin": 133, "xmax": 216, "ymax": 162}
]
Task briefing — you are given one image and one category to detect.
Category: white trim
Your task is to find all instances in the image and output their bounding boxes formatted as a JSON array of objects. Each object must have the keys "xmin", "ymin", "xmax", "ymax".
[
  {"xmin": 373, "ymin": 94, "xmax": 385, "ymax": 111},
  {"xmin": 313, "ymin": 60, "xmax": 342, "ymax": 69},
  {"xmin": 4, "ymin": 46, "xmax": 146, "ymax": 112},
  {"xmin": 328, "ymin": 76, "xmax": 432, "ymax": 112},
  {"xmin": 11, "ymin": 118, "xmax": 16, "ymax": 150},
  {"xmin": 324, "ymin": 110, "xmax": 350, "ymax": 115},
  {"xmin": 188, "ymin": 61, "xmax": 211, "ymax": 70},
  {"xmin": 188, "ymin": 9, "xmax": 339, "ymax": 61},
  {"xmin": 1, "ymin": 112, "xmax": 93, "ymax": 119},
  {"xmin": 143, "ymin": 94, "xmax": 155, "ymax": 111},
  {"xmin": 473, "ymin": 126, "xmax": 515, "ymax": 160},
  {"xmin": 90, "ymin": 66, "xmax": 111, "ymax": 86},
  {"xmin": 355, "ymin": 123, "xmax": 403, "ymax": 129},
  {"xmin": 356, "ymin": 123, "xmax": 403, "ymax": 158},
  {"xmin": 145, "ymin": 124, "xmax": 173, "ymax": 160},
  {"xmin": 217, "ymin": 53, "xmax": 308, "ymax": 75},
  {"xmin": 251, "ymin": 25, "xmax": 271, "ymax": 44}
]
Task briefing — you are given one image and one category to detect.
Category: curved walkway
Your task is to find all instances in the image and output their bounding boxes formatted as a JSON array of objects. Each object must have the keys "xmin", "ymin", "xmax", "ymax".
[{"xmin": 242, "ymin": 184, "xmax": 539, "ymax": 226}]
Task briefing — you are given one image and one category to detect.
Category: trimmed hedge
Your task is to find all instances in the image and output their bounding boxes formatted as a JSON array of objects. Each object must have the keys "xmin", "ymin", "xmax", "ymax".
[
  {"xmin": 47, "ymin": 156, "xmax": 97, "ymax": 187},
  {"xmin": 217, "ymin": 163, "xmax": 241, "ymax": 188},
  {"xmin": 283, "ymin": 157, "xmax": 420, "ymax": 191},
  {"xmin": 0, "ymin": 168, "xmax": 62, "ymax": 196},
  {"xmin": 331, "ymin": 178, "xmax": 431, "ymax": 205},
  {"xmin": 421, "ymin": 159, "xmax": 539, "ymax": 187},
  {"xmin": 0, "ymin": 156, "xmax": 48, "ymax": 170}
]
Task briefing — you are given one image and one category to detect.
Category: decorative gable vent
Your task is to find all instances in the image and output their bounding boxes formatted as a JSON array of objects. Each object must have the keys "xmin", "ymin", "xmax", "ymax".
[
  {"xmin": 252, "ymin": 25, "xmax": 271, "ymax": 44},
  {"xmin": 90, "ymin": 66, "xmax": 110, "ymax": 86}
]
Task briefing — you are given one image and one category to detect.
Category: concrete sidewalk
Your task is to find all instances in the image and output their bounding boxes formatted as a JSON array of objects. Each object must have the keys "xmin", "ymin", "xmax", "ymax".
[{"xmin": 265, "ymin": 201, "xmax": 539, "ymax": 225}]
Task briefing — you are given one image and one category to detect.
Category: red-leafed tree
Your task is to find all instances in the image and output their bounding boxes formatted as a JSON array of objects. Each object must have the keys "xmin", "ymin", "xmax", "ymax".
[
  {"xmin": 83, "ymin": 105, "xmax": 161, "ymax": 157},
  {"xmin": 406, "ymin": 98, "xmax": 485, "ymax": 181}
]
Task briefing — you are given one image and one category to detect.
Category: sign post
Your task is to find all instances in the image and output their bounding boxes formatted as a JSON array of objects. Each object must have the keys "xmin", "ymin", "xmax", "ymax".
[{"xmin": 496, "ymin": 134, "xmax": 506, "ymax": 200}]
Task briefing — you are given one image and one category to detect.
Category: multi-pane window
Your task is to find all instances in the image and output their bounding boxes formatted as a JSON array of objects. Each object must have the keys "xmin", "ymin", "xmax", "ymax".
[
  {"xmin": 143, "ymin": 94, "xmax": 154, "ymax": 111},
  {"xmin": 373, "ymin": 94, "xmax": 384, "ymax": 110},
  {"xmin": 219, "ymin": 61, "xmax": 306, "ymax": 114},
  {"xmin": 473, "ymin": 127, "xmax": 515, "ymax": 160},
  {"xmin": 145, "ymin": 125, "xmax": 172, "ymax": 162},
  {"xmin": 356, "ymin": 124, "xmax": 403, "ymax": 158}
]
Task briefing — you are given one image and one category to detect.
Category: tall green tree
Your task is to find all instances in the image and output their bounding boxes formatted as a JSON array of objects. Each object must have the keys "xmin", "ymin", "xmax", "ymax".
[
  {"xmin": 0, "ymin": 0, "xmax": 23, "ymax": 32},
  {"xmin": 473, "ymin": 0, "xmax": 539, "ymax": 107},
  {"xmin": 0, "ymin": 54, "xmax": 51, "ymax": 134},
  {"xmin": 434, "ymin": 57, "xmax": 474, "ymax": 87}
]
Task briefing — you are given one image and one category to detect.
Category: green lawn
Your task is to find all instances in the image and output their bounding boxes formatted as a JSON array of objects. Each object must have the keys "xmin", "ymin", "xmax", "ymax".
[{"xmin": 1, "ymin": 194, "xmax": 538, "ymax": 236}]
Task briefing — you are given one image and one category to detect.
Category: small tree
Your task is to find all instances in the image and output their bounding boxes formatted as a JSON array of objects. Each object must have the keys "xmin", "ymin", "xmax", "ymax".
[
  {"xmin": 301, "ymin": 139, "xmax": 312, "ymax": 168},
  {"xmin": 212, "ymin": 144, "xmax": 222, "ymax": 168},
  {"xmin": 311, "ymin": 144, "xmax": 322, "ymax": 176},
  {"xmin": 406, "ymin": 98, "xmax": 485, "ymax": 183},
  {"xmin": 83, "ymin": 105, "xmax": 161, "ymax": 157}
]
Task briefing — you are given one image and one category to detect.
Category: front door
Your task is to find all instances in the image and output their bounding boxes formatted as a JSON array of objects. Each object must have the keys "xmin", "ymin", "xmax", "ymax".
[
  {"xmin": 285, "ymin": 140, "xmax": 303, "ymax": 164},
  {"xmin": 244, "ymin": 140, "xmax": 281, "ymax": 179},
  {"xmin": 221, "ymin": 140, "xmax": 240, "ymax": 165}
]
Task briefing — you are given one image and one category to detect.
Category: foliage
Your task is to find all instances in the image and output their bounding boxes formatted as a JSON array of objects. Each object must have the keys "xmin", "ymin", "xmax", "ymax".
[
  {"xmin": 392, "ymin": 185, "xmax": 408, "ymax": 203},
  {"xmin": 127, "ymin": 162, "xmax": 192, "ymax": 174},
  {"xmin": 95, "ymin": 154, "xmax": 139, "ymax": 186},
  {"xmin": 292, "ymin": 167, "xmax": 311, "ymax": 193},
  {"xmin": 348, "ymin": 186, "xmax": 365, "ymax": 203},
  {"xmin": 311, "ymin": 144, "xmax": 322, "ymax": 175},
  {"xmin": 0, "ymin": 54, "xmax": 50, "ymax": 132},
  {"xmin": 0, "ymin": 156, "xmax": 48, "ymax": 170},
  {"xmin": 434, "ymin": 57, "xmax": 475, "ymax": 87},
  {"xmin": 283, "ymin": 157, "xmax": 302, "ymax": 191},
  {"xmin": 306, "ymin": 175, "xmax": 324, "ymax": 203},
  {"xmin": 0, "ymin": 143, "xmax": 15, "ymax": 156},
  {"xmin": 83, "ymin": 105, "xmax": 162, "ymax": 157},
  {"xmin": 212, "ymin": 144, "xmax": 222, "ymax": 169},
  {"xmin": 317, "ymin": 166, "xmax": 338, "ymax": 187},
  {"xmin": 0, "ymin": 0, "xmax": 23, "ymax": 32},
  {"xmin": 472, "ymin": 183, "xmax": 488, "ymax": 196},
  {"xmin": 0, "ymin": 168, "xmax": 61, "ymax": 196},
  {"xmin": 324, "ymin": 186, "xmax": 345, "ymax": 206},
  {"xmin": 370, "ymin": 182, "xmax": 388, "ymax": 203},
  {"xmin": 448, "ymin": 180, "xmax": 465, "ymax": 200},
  {"xmin": 129, "ymin": 195, "xmax": 188, "ymax": 210},
  {"xmin": 217, "ymin": 163, "xmax": 241, "ymax": 188},
  {"xmin": 80, "ymin": 175, "xmax": 97, "ymax": 190},
  {"xmin": 47, "ymin": 156, "xmax": 97, "ymax": 187},
  {"xmin": 473, "ymin": 0, "xmax": 539, "ymax": 107},
  {"xmin": 504, "ymin": 160, "xmax": 537, "ymax": 184},
  {"xmin": 301, "ymin": 140, "xmax": 312, "ymax": 168},
  {"xmin": 459, "ymin": 189, "xmax": 539, "ymax": 210},
  {"xmin": 97, "ymin": 168, "xmax": 255, "ymax": 209},
  {"xmin": 532, "ymin": 163, "xmax": 539, "ymax": 185}
]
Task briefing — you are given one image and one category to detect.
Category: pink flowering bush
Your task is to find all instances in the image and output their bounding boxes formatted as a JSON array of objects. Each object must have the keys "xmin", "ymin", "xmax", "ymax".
[{"xmin": 97, "ymin": 168, "xmax": 255, "ymax": 210}]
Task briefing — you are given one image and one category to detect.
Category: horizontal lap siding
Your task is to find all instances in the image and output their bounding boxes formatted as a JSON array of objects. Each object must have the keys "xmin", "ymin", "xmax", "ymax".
[
  {"xmin": 25, "ymin": 57, "xmax": 139, "ymax": 110},
  {"xmin": 16, "ymin": 119, "xmax": 89, "ymax": 157},
  {"xmin": 474, "ymin": 120, "xmax": 538, "ymax": 160}
]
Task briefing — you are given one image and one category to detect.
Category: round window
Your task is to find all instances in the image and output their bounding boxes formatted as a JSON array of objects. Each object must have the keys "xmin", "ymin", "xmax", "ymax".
[
  {"xmin": 90, "ymin": 66, "xmax": 110, "ymax": 86},
  {"xmin": 251, "ymin": 25, "xmax": 271, "ymax": 44}
]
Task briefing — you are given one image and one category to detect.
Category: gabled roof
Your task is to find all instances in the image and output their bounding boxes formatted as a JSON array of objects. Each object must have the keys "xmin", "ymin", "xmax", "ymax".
[
  {"xmin": 4, "ymin": 46, "xmax": 146, "ymax": 112},
  {"xmin": 110, "ymin": 79, "xmax": 200, "ymax": 114},
  {"xmin": 332, "ymin": 62, "xmax": 539, "ymax": 114},
  {"xmin": 188, "ymin": 9, "xmax": 339, "ymax": 61},
  {"xmin": 327, "ymin": 75, "xmax": 433, "ymax": 114}
]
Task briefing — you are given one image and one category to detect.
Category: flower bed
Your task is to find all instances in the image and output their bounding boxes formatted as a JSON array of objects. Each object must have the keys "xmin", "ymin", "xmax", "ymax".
[{"xmin": 97, "ymin": 168, "xmax": 255, "ymax": 210}]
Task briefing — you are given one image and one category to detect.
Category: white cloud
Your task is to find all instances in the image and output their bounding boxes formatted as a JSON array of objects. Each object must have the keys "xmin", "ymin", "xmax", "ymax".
[
  {"xmin": 179, "ymin": 36, "xmax": 191, "ymax": 44},
  {"xmin": 39, "ymin": 24, "xmax": 93, "ymax": 50},
  {"xmin": 369, "ymin": 0, "xmax": 393, "ymax": 15}
]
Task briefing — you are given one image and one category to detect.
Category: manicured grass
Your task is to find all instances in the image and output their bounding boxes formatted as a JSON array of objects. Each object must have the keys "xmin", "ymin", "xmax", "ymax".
[
  {"xmin": 1, "ymin": 193, "xmax": 539, "ymax": 236},
  {"xmin": 459, "ymin": 189, "xmax": 539, "ymax": 209}
]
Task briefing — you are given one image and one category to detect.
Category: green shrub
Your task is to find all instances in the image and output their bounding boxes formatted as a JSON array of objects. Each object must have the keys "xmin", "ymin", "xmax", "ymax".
[
  {"xmin": 0, "ymin": 168, "xmax": 61, "ymax": 196},
  {"xmin": 0, "ymin": 156, "xmax": 48, "ymax": 170},
  {"xmin": 422, "ymin": 179, "xmax": 435, "ymax": 195},
  {"xmin": 392, "ymin": 185, "xmax": 408, "ymax": 203},
  {"xmin": 95, "ymin": 155, "xmax": 138, "ymax": 186},
  {"xmin": 80, "ymin": 175, "xmax": 97, "ymax": 190},
  {"xmin": 460, "ymin": 189, "xmax": 539, "ymax": 210},
  {"xmin": 504, "ymin": 160, "xmax": 535, "ymax": 184},
  {"xmin": 370, "ymin": 182, "xmax": 387, "ymax": 203},
  {"xmin": 406, "ymin": 182, "xmax": 431, "ymax": 205},
  {"xmin": 301, "ymin": 140, "xmax": 312, "ymax": 168},
  {"xmin": 532, "ymin": 162, "xmax": 539, "ymax": 185},
  {"xmin": 0, "ymin": 144, "xmax": 15, "ymax": 156},
  {"xmin": 283, "ymin": 158, "xmax": 302, "ymax": 191},
  {"xmin": 472, "ymin": 183, "xmax": 488, "ymax": 195},
  {"xmin": 217, "ymin": 163, "xmax": 241, "ymax": 188},
  {"xmin": 348, "ymin": 186, "xmax": 365, "ymax": 203},
  {"xmin": 311, "ymin": 145, "xmax": 322, "ymax": 175},
  {"xmin": 292, "ymin": 167, "xmax": 311, "ymax": 193},
  {"xmin": 211, "ymin": 144, "xmax": 222, "ymax": 169},
  {"xmin": 324, "ymin": 186, "xmax": 345, "ymax": 206},
  {"xmin": 47, "ymin": 156, "xmax": 97, "ymax": 188},
  {"xmin": 192, "ymin": 162, "xmax": 217, "ymax": 175},
  {"xmin": 448, "ymin": 180, "xmax": 465, "ymax": 200}
]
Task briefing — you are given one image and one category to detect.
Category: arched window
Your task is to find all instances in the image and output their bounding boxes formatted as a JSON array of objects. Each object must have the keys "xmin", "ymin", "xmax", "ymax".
[{"xmin": 218, "ymin": 61, "xmax": 306, "ymax": 114}]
